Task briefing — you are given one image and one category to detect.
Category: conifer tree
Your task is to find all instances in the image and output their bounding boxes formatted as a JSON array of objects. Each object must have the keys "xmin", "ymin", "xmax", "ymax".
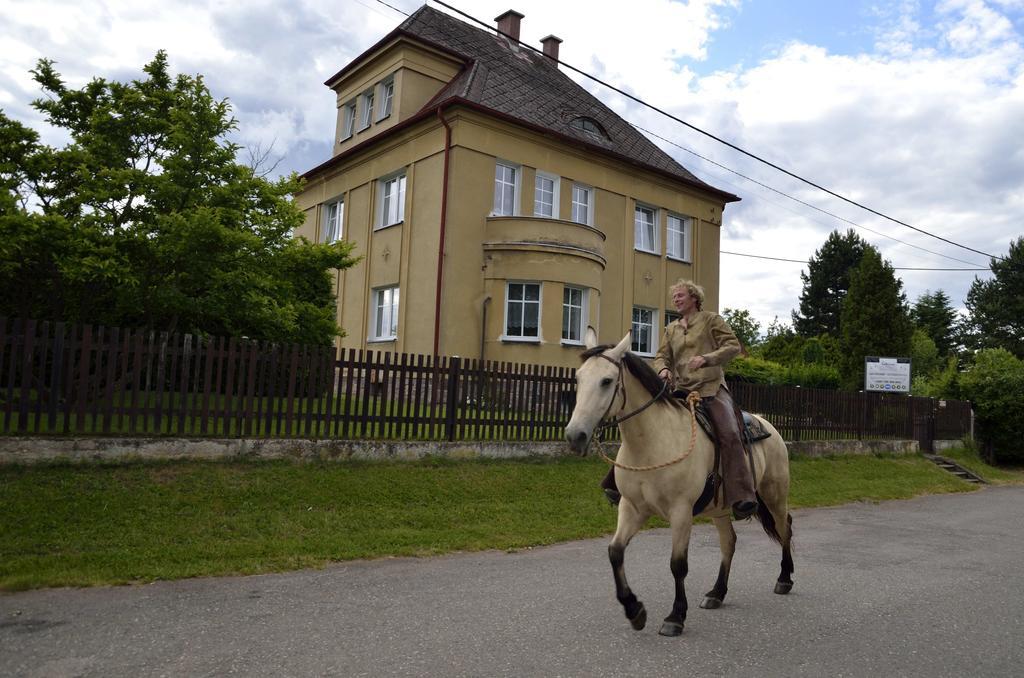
[
  {"xmin": 964, "ymin": 237, "xmax": 1024, "ymax": 359},
  {"xmin": 792, "ymin": 229, "xmax": 869, "ymax": 337},
  {"xmin": 838, "ymin": 247, "xmax": 913, "ymax": 389},
  {"xmin": 910, "ymin": 289, "xmax": 958, "ymax": 357}
]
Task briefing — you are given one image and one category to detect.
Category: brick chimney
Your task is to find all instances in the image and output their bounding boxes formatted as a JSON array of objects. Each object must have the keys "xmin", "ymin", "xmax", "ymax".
[
  {"xmin": 495, "ymin": 9, "xmax": 524, "ymax": 42},
  {"xmin": 541, "ymin": 35, "xmax": 562, "ymax": 62}
]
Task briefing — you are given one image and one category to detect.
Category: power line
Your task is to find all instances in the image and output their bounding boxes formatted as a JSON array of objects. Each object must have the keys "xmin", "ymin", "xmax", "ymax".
[
  {"xmin": 635, "ymin": 124, "xmax": 989, "ymax": 269},
  {"xmin": 356, "ymin": 0, "xmax": 406, "ymax": 19},
  {"xmin": 371, "ymin": 0, "xmax": 409, "ymax": 16},
  {"xmin": 426, "ymin": 0, "xmax": 1005, "ymax": 263},
  {"xmin": 721, "ymin": 250, "xmax": 988, "ymax": 271}
]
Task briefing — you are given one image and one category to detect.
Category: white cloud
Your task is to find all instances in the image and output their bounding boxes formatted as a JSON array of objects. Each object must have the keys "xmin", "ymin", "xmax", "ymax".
[
  {"xmin": 629, "ymin": 1, "xmax": 1022, "ymax": 327},
  {"xmin": 2, "ymin": 0, "xmax": 1021, "ymax": 332},
  {"xmin": 938, "ymin": 0, "xmax": 1017, "ymax": 52}
]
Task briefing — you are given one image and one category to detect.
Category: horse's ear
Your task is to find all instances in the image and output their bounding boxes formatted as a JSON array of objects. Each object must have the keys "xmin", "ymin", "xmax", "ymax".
[
  {"xmin": 608, "ymin": 331, "xmax": 631, "ymax": 360},
  {"xmin": 584, "ymin": 326, "xmax": 598, "ymax": 349}
]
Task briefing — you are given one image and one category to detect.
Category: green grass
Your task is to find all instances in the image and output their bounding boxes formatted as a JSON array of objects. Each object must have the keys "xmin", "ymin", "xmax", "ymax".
[
  {"xmin": 937, "ymin": 446, "xmax": 1024, "ymax": 485},
  {"xmin": 0, "ymin": 453, "xmax": 982, "ymax": 591},
  {"xmin": 786, "ymin": 452, "xmax": 972, "ymax": 507}
]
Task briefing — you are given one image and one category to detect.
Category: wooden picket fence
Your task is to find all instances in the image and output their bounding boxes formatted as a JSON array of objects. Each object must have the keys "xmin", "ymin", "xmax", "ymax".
[{"xmin": 0, "ymin": 317, "xmax": 971, "ymax": 445}]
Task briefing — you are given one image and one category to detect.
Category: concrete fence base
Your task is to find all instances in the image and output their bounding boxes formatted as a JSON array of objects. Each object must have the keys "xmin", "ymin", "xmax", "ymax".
[
  {"xmin": 785, "ymin": 439, "xmax": 920, "ymax": 457},
  {"xmin": 0, "ymin": 436, "xmax": 955, "ymax": 465},
  {"xmin": 0, "ymin": 437, "xmax": 589, "ymax": 465}
]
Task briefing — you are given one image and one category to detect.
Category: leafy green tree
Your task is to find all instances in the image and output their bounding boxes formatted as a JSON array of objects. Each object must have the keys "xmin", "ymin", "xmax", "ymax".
[
  {"xmin": 911, "ymin": 356, "xmax": 960, "ymax": 399},
  {"xmin": 0, "ymin": 53, "xmax": 357, "ymax": 344},
  {"xmin": 792, "ymin": 229, "xmax": 869, "ymax": 337},
  {"xmin": 799, "ymin": 334, "xmax": 841, "ymax": 366},
  {"xmin": 838, "ymin": 247, "xmax": 914, "ymax": 389},
  {"xmin": 755, "ymin": 317, "xmax": 799, "ymax": 364},
  {"xmin": 963, "ymin": 237, "xmax": 1024, "ymax": 359},
  {"xmin": 958, "ymin": 348, "xmax": 1024, "ymax": 463},
  {"xmin": 909, "ymin": 328, "xmax": 942, "ymax": 381},
  {"xmin": 910, "ymin": 289, "xmax": 958, "ymax": 357},
  {"xmin": 723, "ymin": 308, "xmax": 761, "ymax": 351},
  {"xmin": 725, "ymin": 355, "xmax": 840, "ymax": 389}
]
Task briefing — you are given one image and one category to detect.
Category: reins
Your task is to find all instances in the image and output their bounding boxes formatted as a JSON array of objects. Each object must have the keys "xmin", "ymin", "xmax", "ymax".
[{"xmin": 588, "ymin": 354, "xmax": 702, "ymax": 472}]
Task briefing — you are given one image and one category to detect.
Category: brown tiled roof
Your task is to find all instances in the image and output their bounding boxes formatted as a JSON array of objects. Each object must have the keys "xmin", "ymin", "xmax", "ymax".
[
  {"xmin": 312, "ymin": 6, "xmax": 738, "ymax": 202},
  {"xmin": 397, "ymin": 6, "xmax": 737, "ymax": 201}
]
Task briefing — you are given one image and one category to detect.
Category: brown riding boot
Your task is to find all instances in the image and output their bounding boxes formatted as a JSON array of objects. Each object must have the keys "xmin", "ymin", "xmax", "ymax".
[
  {"xmin": 600, "ymin": 467, "xmax": 620, "ymax": 506},
  {"xmin": 706, "ymin": 387, "xmax": 757, "ymax": 519}
]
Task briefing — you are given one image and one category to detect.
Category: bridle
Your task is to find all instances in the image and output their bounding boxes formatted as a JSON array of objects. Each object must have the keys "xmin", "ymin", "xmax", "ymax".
[
  {"xmin": 592, "ymin": 354, "xmax": 667, "ymax": 429},
  {"xmin": 586, "ymin": 352, "xmax": 701, "ymax": 472}
]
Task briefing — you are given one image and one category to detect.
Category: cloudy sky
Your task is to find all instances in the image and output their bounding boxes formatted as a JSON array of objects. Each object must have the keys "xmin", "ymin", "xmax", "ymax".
[{"xmin": 2, "ymin": 0, "xmax": 1022, "ymax": 333}]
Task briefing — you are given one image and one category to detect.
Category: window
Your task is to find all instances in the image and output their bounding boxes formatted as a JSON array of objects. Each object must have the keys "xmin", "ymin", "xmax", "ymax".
[
  {"xmin": 323, "ymin": 198, "xmax": 344, "ymax": 243},
  {"xmin": 632, "ymin": 306, "xmax": 656, "ymax": 355},
  {"xmin": 562, "ymin": 286, "xmax": 587, "ymax": 343},
  {"xmin": 664, "ymin": 311, "xmax": 681, "ymax": 327},
  {"xmin": 534, "ymin": 172, "xmax": 558, "ymax": 218},
  {"xmin": 635, "ymin": 205, "xmax": 658, "ymax": 253},
  {"xmin": 570, "ymin": 117, "xmax": 608, "ymax": 141},
  {"xmin": 504, "ymin": 282, "xmax": 541, "ymax": 340},
  {"xmin": 341, "ymin": 100, "xmax": 357, "ymax": 140},
  {"xmin": 571, "ymin": 184, "xmax": 592, "ymax": 225},
  {"xmin": 493, "ymin": 162, "xmax": 518, "ymax": 216},
  {"xmin": 378, "ymin": 172, "xmax": 406, "ymax": 228},
  {"xmin": 370, "ymin": 287, "xmax": 399, "ymax": 341},
  {"xmin": 359, "ymin": 89, "xmax": 374, "ymax": 130},
  {"xmin": 667, "ymin": 214, "xmax": 691, "ymax": 261},
  {"xmin": 378, "ymin": 78, "xmax": 394, "ymax": 120}
]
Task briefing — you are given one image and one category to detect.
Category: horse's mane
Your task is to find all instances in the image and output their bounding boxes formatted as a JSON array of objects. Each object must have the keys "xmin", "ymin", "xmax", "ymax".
[{"xmin": 579, "ymin": 345, "xmax": 681, "ymax": 410}]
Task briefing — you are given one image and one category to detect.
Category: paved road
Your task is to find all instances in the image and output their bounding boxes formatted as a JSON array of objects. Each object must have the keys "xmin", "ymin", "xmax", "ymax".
[{"xmin": 3, "ymin": 486, "xmax": 1023, "ymax": 678}]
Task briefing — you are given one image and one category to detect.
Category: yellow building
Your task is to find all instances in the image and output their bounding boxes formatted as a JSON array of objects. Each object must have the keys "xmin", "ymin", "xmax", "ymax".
[{"xmin": 295, "ymin": 6, "xmax": 739, "ymax": 367}]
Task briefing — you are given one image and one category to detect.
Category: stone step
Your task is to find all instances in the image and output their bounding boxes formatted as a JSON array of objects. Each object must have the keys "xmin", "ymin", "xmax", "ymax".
[{"xmin": 923, "ymin": 454, "xmax": 987, "ymax": 484}]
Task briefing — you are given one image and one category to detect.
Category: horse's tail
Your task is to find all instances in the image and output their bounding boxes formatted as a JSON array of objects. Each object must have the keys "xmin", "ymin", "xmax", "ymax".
[{"xmin": 753, "ymin": 492, "xmax": 791, "ymax": 546}]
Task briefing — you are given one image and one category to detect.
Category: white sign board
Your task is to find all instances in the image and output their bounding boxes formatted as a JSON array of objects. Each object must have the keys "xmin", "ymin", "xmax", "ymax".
[{"xmin": 864, "ymin": 357, "xmax": 911, "ymax": 392}]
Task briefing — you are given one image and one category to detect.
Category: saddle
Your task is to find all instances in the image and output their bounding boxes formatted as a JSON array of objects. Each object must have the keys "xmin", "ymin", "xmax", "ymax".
[{"xmin": 672, "ymin": 390, "xmax": 771, "ymax": 446}]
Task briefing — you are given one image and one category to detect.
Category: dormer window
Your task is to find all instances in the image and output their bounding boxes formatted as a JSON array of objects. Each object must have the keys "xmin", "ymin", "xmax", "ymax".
[
  {"xmin": 570, "ymin": 117, "xmax": 608, "ymax": 141},
  {"xmin": 378, "ymin": 77, "xmax": 395, "ymax": 120},
  {"xmin": 359, "ymin": 89, "xmax": 374, "ymax": 130},
  {"xmin": 341, "ymin": 100, "xmax": 357, "ymax": 140}
]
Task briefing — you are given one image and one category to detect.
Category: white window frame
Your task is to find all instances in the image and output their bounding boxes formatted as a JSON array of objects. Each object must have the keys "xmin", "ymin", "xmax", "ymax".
[
  {"xmin": 667, "ymin": 213, "xmax": 691, "ymax": 261},
  {"xmin": 341, "ymin": 100, "xmax": 357, "ymax": 140},
  {"xmin": 561, "ymin": 285, "xmax": 588, "ymax": 345},
  {"xmin": 377, "ymin": 171, "xmax": 406, "ymax": 229},
  {"xmin": 571, "ymin": 183, "xmax": 592, "ymax": 225},
  {"xmin": 631, "ymin": 306, "xmax": 657, "ymax": 356},
  {"xmin": 359, "ymin": 89, "xmax": 374, "ymax": 130},
  {"xmin": 493, "ymin": 161, "xmax": 519, "ymax": 216},
  {"xmin": 664, "ymin": 310, "xmax": 681, "ymax": 327},
  {"xmin": 533, "ymin": 171, "xmax": 559, "ymax": 219},
  {"xmin": 377, "ymin": 77, "xmax": 394, "ymax": 120},
  {"xmin": 370, "ymin": 286, "xmax": 399, "ymax": 341},
  {"xmin": 322, "ymin": 197, "xmax": 344, "ymax": 243},
  {"xmin": 634, "ymin": 204, "xmax": 658, "ymax": 254},
  {"xmin": 502, "ymin": 281, "xmax": 542, "ymax": 342}
]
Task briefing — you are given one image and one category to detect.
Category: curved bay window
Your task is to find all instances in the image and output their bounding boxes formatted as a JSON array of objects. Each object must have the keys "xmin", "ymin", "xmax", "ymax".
[{"xmin": 504, "ymin": 282, "xmax": 541, "ymax": 341}]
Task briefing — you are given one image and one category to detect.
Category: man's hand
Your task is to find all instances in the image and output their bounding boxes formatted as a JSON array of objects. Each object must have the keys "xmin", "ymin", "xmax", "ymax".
[
  {"xmin": 658, "ymin": 367, "xmax": 673, "ymax": 385},
  {"xmin": 686, "ymin": 355, "xmax": 708, "ymax": 371}
]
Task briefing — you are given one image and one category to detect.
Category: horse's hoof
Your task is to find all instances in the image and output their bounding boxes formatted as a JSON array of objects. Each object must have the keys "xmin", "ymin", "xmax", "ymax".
[
  {"xmin": 658, "ymin": 621, "xmax": 684, "ymax": 637},
  {"xmin": 628, "ymin": 603, "xmax": 647, "ymax": 630},
  {"xmin": 700, "ymin": 596, "xmax": 723, "ymax": 609},
  {"xmin": 774, "ymin": 581, "xmax": 793, "ymax": 595}
]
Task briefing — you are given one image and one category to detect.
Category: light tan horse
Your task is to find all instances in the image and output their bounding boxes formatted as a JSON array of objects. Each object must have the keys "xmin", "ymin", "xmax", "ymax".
[{"xmin": 565, "ymin": 329, "xmax": 794, "ymax": 637}]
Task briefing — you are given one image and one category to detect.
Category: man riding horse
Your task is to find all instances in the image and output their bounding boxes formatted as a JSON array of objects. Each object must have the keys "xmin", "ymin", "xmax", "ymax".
[{"xmin": 601, "ymin": 278, "xmax": 757, "ymax": 520}]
